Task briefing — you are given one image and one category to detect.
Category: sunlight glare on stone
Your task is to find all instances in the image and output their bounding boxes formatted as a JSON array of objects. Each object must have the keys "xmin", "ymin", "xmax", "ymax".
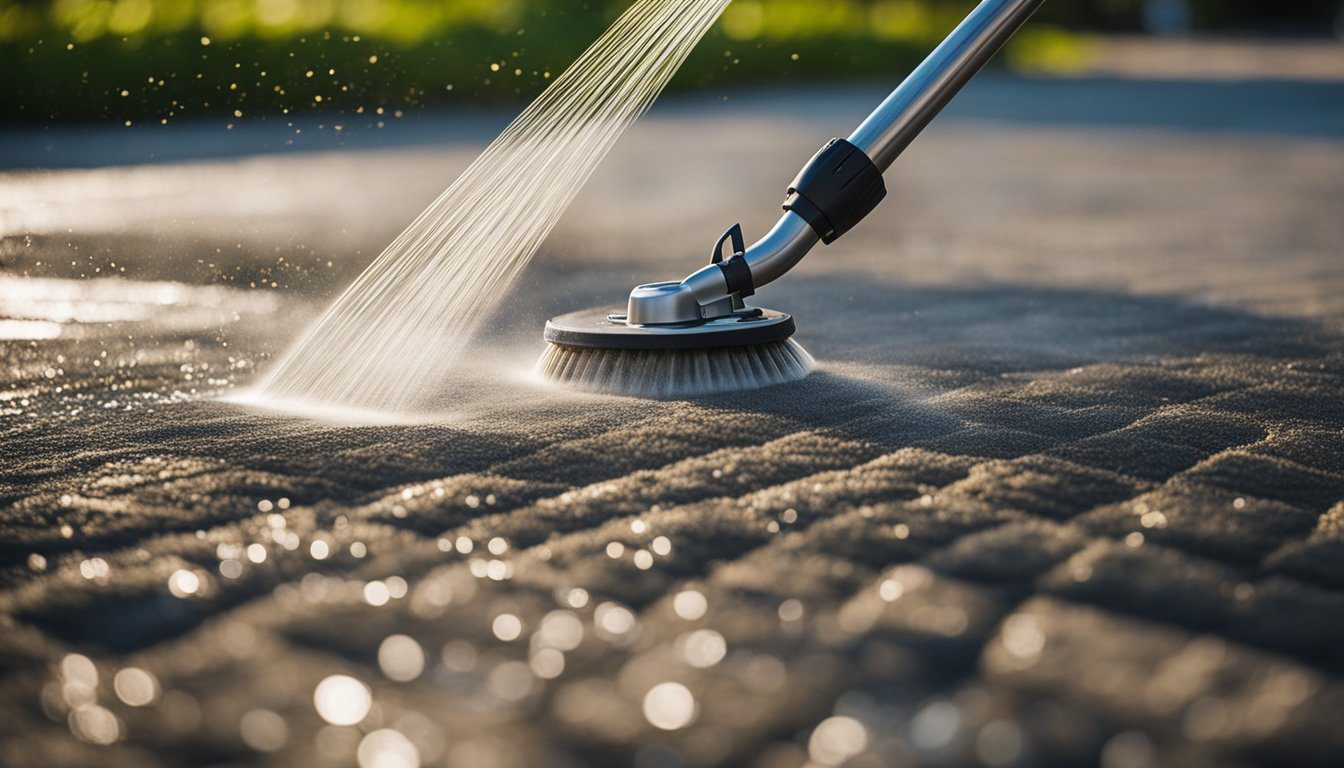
[
  {"xmin": 680, "ymin": 629, "xmax": 727, "ymax": 669},
  {"xmin": 61, "ymin": 654, "xmax": 98, "ymax": 688},
  {"xmin": 0, "ymin": 319, "xmax": 62, "ymax": 340},
  {"xmin": 642, "ymin": 682, "xmax": 696, "ymax": 731},
  {"xmin": 357, "ymin": 728, "xmax": 420, "ymax": 768},
  {"xmin": 535, "ymin": 610, "xmax": 584, "ymax": 651},
  {"xmin": 672, "ymin": 589, "xmax": 708, "ymax": 621},
  {"xmin": 594, "ymin": 602, "xmax": 637, "ymax": 641},
  {"xmin": 0, "ymin": 276, "xmax": 276, "ymax": 338},
  {"xmin": 314, "ymin": 675, "xmax": 372, "ymax": 726},
  {"xmin": 364, "ymin": 580, "xmax": 391, "ymax": 606},
  {"xmin": 529, "ymin": 648, "xmax": 566, "ymax": 679},
  {"xmin": 1001, "ymin": 613, "xmax": 1047, "ymax": 662},
  {"xmin": 563, "ymin": 587, "xmax": 590, "ymax": 609},
  {"xmin": 378, "ymin": 635, "xmax": 426, "ymax": 682},
  {"xmin": 492, "ymin": 613, "xmax": 523, "ymax": 642},
  {"xmin": 879, "ymin": 578, "xmax": 904, "ymax": 602},
  {"xmin": 69, "ymin": 704, "xmax": 120, "ymax": 745},
  {"xmin": 112, "ymin": 667, "xmax": 159, "ymax": 706},
  {"xmin": 167, "ymin": 569, "xmax": 201, "ymax": 598},
  {"xmin": 809, "ymin": 716, "xmax": 869, "ymax": 766}
]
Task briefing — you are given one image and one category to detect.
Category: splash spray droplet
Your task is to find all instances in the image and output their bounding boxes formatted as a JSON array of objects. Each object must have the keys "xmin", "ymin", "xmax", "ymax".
[{"xmin": 251, "ymin": 0, "xmax": 731, "ymax": 413}]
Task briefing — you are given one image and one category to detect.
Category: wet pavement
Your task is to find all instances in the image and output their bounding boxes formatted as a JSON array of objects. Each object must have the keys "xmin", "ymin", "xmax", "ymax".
[{"xmin": 2, "ymin": 67, "xmax": 1344, "ymax": 767}]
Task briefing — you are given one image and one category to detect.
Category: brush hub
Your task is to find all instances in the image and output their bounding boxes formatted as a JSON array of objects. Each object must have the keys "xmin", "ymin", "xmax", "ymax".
[{"xmin": 544, "ymin": 306, "xmax": 795, "ymax": 351}]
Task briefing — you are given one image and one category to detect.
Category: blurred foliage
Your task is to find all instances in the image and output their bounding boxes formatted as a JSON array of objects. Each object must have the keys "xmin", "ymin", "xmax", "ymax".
[
  {"xmin": 0, "ymin": 0, "xmax": 1100, "ymax": 123},
  {"xmin": 0, "ymin": 0, "xmax": 1332, "ymax": 123}
]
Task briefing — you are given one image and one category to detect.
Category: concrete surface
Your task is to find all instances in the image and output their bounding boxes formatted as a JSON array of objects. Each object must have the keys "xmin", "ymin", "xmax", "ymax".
[{"xmin": 2, "ymin": 67, "xmax": 1343, "ymax": 767}]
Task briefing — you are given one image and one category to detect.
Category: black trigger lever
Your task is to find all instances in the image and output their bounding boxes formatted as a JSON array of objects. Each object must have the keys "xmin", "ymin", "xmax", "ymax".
[{"xmin": 711, "ymin": 223, "xmax": 745, "ymax": 264}]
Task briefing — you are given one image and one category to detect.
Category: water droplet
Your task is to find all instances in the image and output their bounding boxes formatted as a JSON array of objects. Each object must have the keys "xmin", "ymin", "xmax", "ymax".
[
  {"xmin": 535, "ymin": 610, "xmax": 584, "ymax": 651},
  {"xmin": 594, "ymin": 602, "xmax": 636, "ymax": 640},
  {"xmin": 492, "ymin": 613, "xmax": 523, "ymax": 642},
  {"xmin": 673, "ymin": 590, "xmax": 707, "ymax": 620},
  {"xmin": 809, "ymin": 716, "xmax": 868, "ymax": 765},
  {"xmin": 529, "ymin": 648, "xmax": 565, "ymax": 679},
  {"xmin": 69, "ymin": 704, "xmax": 120, "ymax": 745},
  {"xmin": 364, "ymin": 581, "xmax": 391, "ymax": 606},
  {"xmin": 778, "ymin": 599, "xmax": 804, "ymax": 622},
  {"xmin": 313, "ymin": 675, "xmax": 372, "ymax": 726},
  {"xmin": 113, "ymin": 667, "xmax": 159, "ymax": 706},
  {"xmin": 240, "ymin": 709, "xmax": 288, "ymax": 752},
  {"xmin": 879, "ymin": 578, "xmax": 904, "ymax": 602},
  {"xmin": 168, "ymin": 569, "xmax": 200, "ymax": 598},
  {"xmin": 378, "ymin": 635, "xmax": 426, "ymax": 682},
  {"xmin": 357, "ymin": 728, "xmax": 420, "ymax": 768},
  {"xmin": 680, "ymin": 629, "xmax": 726, "ymax": 668},
  {"xmin": 643, "ymin": 682, "xmax": 696, "ymax": 730}
]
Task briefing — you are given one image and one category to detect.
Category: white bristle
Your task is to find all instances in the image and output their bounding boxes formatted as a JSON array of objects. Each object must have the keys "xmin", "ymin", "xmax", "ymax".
[{"xmin": 535, "ymin": 340, "xmax": 815, "ymax": 398}]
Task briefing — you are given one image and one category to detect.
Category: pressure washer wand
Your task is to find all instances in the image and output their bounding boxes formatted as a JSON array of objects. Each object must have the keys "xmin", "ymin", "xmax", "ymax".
[
  {"xmin": 627, "ymin": 0, "xmax": 1047, "ymax": 325},
  {"xmin": 749, "ymin": 0, "xmax": 1047, "ymax": 282},
  {"xmin": 854, "ymin": 0, "xmax": 1047, "ymax": 169},
  {"xmin": 539, "ymin": 0, "xmax": 1049, "ymax": 397}
]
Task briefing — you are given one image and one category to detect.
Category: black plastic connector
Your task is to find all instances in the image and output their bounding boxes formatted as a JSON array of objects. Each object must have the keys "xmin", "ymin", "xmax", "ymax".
[
  {"xmin": 783, "ymin": 138, "xmax": 887, "ymax": 244},
  {"xmin": 711, "ymin": 222, "xmax": 754, "ymax": 297}
]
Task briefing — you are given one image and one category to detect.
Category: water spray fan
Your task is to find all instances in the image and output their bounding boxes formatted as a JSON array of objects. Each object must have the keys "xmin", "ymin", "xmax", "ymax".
[{"xmin": 538, "ymin": 0, "xmax": 1046, "ymax": 397}]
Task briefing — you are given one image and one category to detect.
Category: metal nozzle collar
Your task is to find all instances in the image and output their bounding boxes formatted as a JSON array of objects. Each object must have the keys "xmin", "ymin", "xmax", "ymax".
[{"xmin": 626, "ymin": 212, "xmax": 820, "ymax": 326}]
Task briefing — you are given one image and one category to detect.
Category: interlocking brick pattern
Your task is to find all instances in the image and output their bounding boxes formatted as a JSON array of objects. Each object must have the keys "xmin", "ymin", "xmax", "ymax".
[
  {"xmin": 3, "ymin": 77, "xmax": 1343, "ymax": 767},
  {"xmin": 2, "ymin": 278, "xmax": 1341, "ymax": 767}
]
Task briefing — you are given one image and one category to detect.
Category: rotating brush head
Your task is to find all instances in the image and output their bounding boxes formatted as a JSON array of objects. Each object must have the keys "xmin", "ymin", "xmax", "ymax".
[
  {"xmin": 537, "ymin": 307, "xmax": 814, "ymax": 398},
  {"xmin": 533, "ymin": 0, "xmax": 1048, "ymax": 398}
]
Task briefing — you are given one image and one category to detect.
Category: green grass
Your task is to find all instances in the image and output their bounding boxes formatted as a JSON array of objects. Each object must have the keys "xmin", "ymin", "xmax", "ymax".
[{"xmin": 0, "ymin": 0, "xmax": 1092, "ymax": 123}]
